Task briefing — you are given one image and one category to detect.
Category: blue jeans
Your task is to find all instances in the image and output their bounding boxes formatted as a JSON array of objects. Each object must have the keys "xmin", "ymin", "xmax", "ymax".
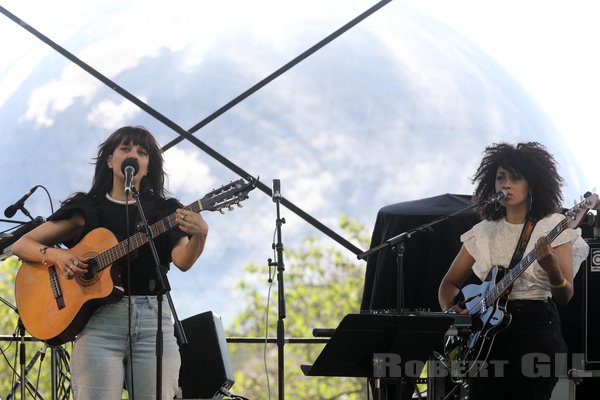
[{"xmin": 70, "ymin": 296, "xmax": 181, "ymax": 400}]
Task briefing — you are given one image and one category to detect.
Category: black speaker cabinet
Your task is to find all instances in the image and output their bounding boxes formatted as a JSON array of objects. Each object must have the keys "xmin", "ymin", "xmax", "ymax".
[
  {"xmin": 584, "ymin": 240, "xmax": 600, "ymax": 368},
  {"xmin": 179, "ymin": 311, "xmax": 234, "ymax": 399},
  {"xmin": 557, "ymin": 237, "xmax": 600, "ymax": 399}
]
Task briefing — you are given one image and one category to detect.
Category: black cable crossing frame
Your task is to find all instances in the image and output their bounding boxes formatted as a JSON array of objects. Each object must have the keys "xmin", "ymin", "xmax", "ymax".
[{"xmin": 0, "ymin": 1, "xmax": 393, "ymax": 256}]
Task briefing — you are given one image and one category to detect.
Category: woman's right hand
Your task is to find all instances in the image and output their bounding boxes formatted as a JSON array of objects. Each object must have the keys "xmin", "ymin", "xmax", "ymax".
[{"xmin": 47, "ymin": 247, "xmax": 89, "ymax": 280}]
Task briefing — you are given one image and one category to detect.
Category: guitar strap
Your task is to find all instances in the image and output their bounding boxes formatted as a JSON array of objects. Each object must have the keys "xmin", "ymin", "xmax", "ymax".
[
  {"xmin": 502, "ymin": 216, "xmax": 537, "ymax": 296},
  {"xmin": 507, "ymin": 216, "xmax": 537, "ymax": 270}
]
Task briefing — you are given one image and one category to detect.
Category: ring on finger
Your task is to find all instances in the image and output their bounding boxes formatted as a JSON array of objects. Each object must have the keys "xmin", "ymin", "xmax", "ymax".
[
  {"xmin": 73, "ymin": 260, "xmax": 79, "ymax": 267},
  {"xmin": 181, "ymin": 214, "xmax": 187, "ymax": 220}
]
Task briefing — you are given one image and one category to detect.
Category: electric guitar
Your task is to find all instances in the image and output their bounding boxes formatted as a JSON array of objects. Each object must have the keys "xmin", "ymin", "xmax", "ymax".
[
  {"xmin": 444, "ymin": 192, "xmax": 598, "ymax": 378},
  {"xmin": 14, "ymin": 179, "xmax": 255, "ymax": 346}
]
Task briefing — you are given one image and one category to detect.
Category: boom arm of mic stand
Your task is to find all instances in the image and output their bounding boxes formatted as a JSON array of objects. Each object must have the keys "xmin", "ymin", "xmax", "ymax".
[
  {"xmin": 357, "ymin": 201, "xmax": 481, "ymax": 260},
  {"xmin": 0, "ymin": 218, "xmax": 31, "ymax": 225},
  {"xmin": 357, "ymin": 199, "xmax": 481, "ymax": 311}
]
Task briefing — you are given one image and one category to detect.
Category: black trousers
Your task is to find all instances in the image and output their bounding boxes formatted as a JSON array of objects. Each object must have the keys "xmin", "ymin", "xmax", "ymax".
[{"xmin": 468, "ymin": 299, "xmax": 567, "ymax": 400}]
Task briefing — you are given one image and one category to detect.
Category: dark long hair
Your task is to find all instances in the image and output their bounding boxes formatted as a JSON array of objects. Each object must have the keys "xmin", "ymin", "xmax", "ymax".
[
  {"xmin": 85, "ymin": 126, "xmax": 165, "ymax": 202},
  {"xmin": 472, "ymin": 142, "xmax": 563, "ymax": 221}
]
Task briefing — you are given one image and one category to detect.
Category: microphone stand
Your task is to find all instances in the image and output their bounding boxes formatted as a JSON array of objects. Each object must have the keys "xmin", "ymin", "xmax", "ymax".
[
  {"xmin": 357, "ymin": 198, "xmax": 487, "ymax": 400},
  {"xmin": 7, "ymin": 341, "xmax": 48, "ymax": 400},
  {"xmin": 0, "ymin": 297, "xmax": 27, "ymax": 400},
  {"xmin": 16, "ymin": 205, "xmax": 34, "ymax": 221},
  {"xmin": 358, "ymin": 199, "xmax": 484, "ymax": 312},
  {"xmin": 1, "ymin": 217, "xmax": 53, "ymax": 399},
  {"xmin": 269, "ymin": 179, "xmax": 286, "ymax": 400},
  {"xmin": 1, "ymin": 217, "xmax": 46, "ymax": 260},
  {"xmin": 130, "ymin": 187, "xmax": 187, "ymax": 400}
]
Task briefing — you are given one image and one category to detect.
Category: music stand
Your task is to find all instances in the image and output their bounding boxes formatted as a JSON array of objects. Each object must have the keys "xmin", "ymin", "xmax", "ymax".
[{"xmin": 301, "ymin": 313, "xmax": 453, "ymax": 399}]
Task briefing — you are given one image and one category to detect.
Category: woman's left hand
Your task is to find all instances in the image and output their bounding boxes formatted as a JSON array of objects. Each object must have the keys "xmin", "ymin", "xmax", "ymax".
[
  {"xmin": 176, "ymin": 209, "xmax": 209, "ymax": 238},
  {"xmin": 534, "ymin": 236, "xmax": 559, "ymax": 273}
]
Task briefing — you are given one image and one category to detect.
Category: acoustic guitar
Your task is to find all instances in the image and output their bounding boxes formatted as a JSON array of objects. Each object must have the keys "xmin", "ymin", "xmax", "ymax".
[{"xmin": 14, "ymin": 179, "xmax": 254, "ymax": 345}]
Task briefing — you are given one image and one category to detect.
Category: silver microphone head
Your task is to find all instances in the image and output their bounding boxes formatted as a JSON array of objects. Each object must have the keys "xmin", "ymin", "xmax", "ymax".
[
  {"xmin": 121, "ymin": 157, "xmax": 139, "ymax": 176},
  {"xmin": 122, "ymin": 158, "xmax": 139, "ymax": 195},
  {"xmin": 494, "ymin": 189, "xmax": 508, "ymax": 202}
]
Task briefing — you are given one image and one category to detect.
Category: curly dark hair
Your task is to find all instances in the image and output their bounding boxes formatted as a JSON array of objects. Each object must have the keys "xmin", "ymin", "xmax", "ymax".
[{"xmin": 472, "ymin": 142, "xmax": 563, "ymax": 221}]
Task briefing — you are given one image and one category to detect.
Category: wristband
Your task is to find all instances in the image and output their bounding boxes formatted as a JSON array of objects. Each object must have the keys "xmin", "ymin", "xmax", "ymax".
[{"xmin": 549, "ymin": 277, "xmax": 567, "ymax": 289}]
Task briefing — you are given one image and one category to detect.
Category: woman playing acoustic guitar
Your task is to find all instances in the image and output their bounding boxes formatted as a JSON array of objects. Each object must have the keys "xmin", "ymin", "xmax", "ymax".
[
  {"xmin": 438, "ymin": 142, "xmax": 590, "ymax": 400},
  {"xmin": 12, "ymin": 126, "xmax": 209, "ymax": 399}
]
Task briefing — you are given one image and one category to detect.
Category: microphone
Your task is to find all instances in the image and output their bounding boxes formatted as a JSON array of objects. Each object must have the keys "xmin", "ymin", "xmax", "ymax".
[
  {"xmin": 4, "ymin": 186, "xmax": 40, "ymax": 218},
  {"xmin": 489, "ymin": 189, "xmax": 508, "ymax": 203},
  {"xmin": 272, "ymin": 179, "xmax": 281, "ymax": 202},
  {"xmin": 121, "ymin": 157, "xmax": 139, "ymax": 196}
]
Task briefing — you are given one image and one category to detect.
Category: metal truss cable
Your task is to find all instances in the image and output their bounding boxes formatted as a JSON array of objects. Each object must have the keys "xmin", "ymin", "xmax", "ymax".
[
  {"xmin": 0, "ymin": 2, "xmax": 393, "ymax": 255},
  {"xmin": 161, "ymin": 0, "xmax": 393, "ymax": 151}
]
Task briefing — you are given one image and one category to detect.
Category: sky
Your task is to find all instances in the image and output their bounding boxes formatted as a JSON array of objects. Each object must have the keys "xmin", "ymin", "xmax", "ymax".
[
  {"xmin": 405, "ymin": 0, "xmax": 600, "ymax": 189},
  {"xmin": 1, "ymin": 0, "xmax": 599, "ymax": 325},
  {"xmin": 1, "ymin": 0, "xmax": 598, "ymax": 193}
]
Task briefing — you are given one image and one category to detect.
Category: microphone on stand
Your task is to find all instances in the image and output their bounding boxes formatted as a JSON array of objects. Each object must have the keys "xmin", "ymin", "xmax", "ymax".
[
  {"xmin": 121, "ymin": 158, "xmax": 139, "ymax": 196},
  {"xmin": 488, "ymin": 189, "xmax": 508, "ymax": 204},
  {"xmin": 4, "ymin": 186, "xmax": 40, "ymax": 218}
]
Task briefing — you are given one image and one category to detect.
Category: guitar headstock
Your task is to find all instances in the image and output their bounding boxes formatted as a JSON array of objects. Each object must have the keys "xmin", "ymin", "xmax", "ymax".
[
  {"xmin": 565, "ymin": 192, "xmax": 599, "ymax": 229},
  {"xmin": 201, "ymin": 178, "xmax": 257, "ymax": 213}
]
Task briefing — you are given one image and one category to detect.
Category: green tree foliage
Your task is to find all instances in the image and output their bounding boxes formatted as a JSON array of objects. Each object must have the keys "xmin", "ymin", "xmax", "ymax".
[{"xmin": 227, "ymin": 215, "xmax": 372, "ymax": 399}]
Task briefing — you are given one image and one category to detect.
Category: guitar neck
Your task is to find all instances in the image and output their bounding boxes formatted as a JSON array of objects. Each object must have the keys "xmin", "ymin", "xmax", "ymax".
[
  {"xmin": 485, "ymin": 217, "xmax": 569, "ymax": 303},
  {"xmin": 96, "ymin": 200, "xmax": 203, "ymax": 269}
]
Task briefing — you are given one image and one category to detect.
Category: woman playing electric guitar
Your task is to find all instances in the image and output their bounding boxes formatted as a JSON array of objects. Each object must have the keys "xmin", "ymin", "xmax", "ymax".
[{"xmin": 438, "ymin": 142, "xmax": 590, "ymax": 400}]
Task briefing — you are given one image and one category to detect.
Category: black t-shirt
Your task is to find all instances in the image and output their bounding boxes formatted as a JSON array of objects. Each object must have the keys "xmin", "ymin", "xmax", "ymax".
[{"xmin": 48, "ymin": 193, "xmax": 188, "ymax": 295}]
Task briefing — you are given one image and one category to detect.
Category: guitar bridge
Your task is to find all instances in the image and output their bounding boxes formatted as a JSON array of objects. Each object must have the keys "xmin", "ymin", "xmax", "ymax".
[{"xmin": 48, "ymin": 266, "xmax": 66, "ymax": 310}]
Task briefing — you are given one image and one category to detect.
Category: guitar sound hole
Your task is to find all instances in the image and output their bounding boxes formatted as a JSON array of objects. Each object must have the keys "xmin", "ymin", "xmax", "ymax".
[
  {"xmin": 77, "ymin": 266, "xmax": 101, "ymax": 287},
  {"xmin": 83, "ymin": 270, "xmax": 96, "ymax": 281},
  {"xmin": 78, "ymin": 269, "xmax": 102, "ymax": 286}
]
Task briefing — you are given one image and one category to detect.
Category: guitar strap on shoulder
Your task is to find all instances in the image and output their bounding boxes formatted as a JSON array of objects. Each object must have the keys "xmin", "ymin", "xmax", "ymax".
[
  {"xmin": 507, "ymin": 216, "xmax": 537, "ymax": 270},
  {"xmin": 499, "ymin": 216, "xmax": 537, "ymax": 297}
]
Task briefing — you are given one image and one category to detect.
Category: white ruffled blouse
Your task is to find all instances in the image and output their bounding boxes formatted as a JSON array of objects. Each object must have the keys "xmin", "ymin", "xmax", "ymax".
[{"xmin": 461, "ymin": 213, "xmax": 590, "ymax": 300}]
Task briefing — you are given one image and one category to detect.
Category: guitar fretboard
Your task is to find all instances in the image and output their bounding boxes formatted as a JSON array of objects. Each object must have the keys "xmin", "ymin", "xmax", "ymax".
[
  {"xmin": 475, "ymin": 217, "xmax": 570, "ymax": 313},
  {"xmin": 91, "ymin": 200, "xmax": 203, "ymax": 272}
]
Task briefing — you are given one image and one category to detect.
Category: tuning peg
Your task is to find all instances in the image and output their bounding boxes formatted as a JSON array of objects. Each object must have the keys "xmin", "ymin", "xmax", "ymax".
[
  {"xmin": 237, "ymin": 202, "xmax": 243, "ymax": 208},
  {"xmin": 228, "ymin": 205, "xmax": 235, "ymax": 211},
  {"xmin": 219, "ymin": 209, "xmax": 225, "ymax": 214}
]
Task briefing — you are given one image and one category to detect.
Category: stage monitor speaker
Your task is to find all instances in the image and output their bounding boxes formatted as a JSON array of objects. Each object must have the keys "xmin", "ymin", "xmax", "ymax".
[
  {"xmin": 179, "ymin": 311, "xmax": 234, "ymax": 399},
  {"xmin": 584, "ymin": 240, "xmax": 600, "ymax": 369}
]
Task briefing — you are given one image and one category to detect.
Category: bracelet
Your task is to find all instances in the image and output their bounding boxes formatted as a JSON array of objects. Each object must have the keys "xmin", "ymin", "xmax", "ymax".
[
  {"xmin": 549, "ymin": 277, "xmax": 567, "ymax": 289},
  {"xmin": 39, "ymin": 246, "xmax": 48, "ymax": 266}
]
